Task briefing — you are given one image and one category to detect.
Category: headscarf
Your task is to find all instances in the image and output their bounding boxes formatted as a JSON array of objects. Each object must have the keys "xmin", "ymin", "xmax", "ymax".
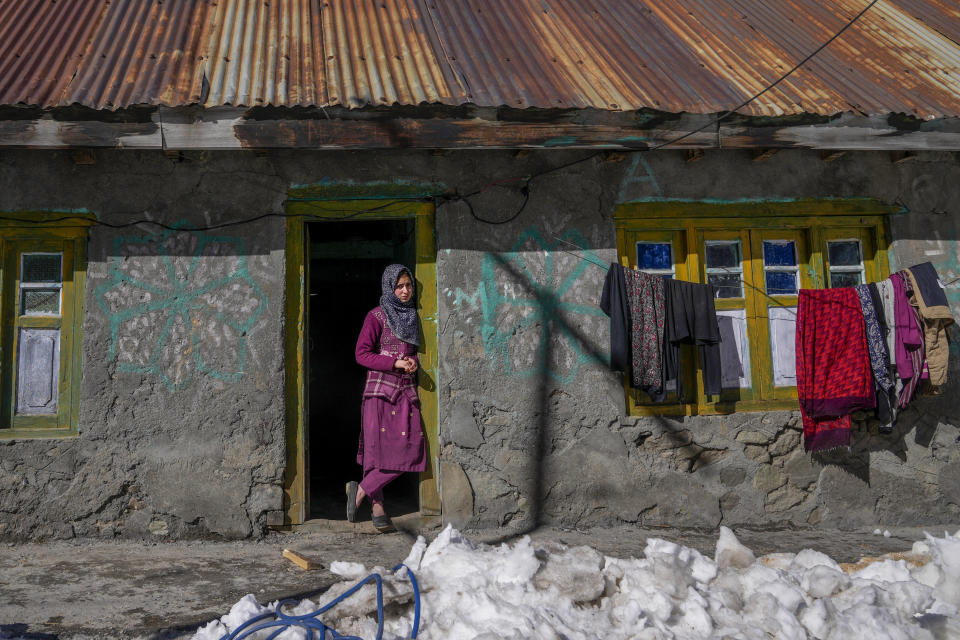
[{"xmin": 379, "ymin": 263, "xmax": 420, "ymax": 346}]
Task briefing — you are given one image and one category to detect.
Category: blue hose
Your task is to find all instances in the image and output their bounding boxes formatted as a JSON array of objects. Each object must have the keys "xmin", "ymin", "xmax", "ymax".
[{"xmin": 216, "ymin": 563, "xmax": 420, "ymax": 640}]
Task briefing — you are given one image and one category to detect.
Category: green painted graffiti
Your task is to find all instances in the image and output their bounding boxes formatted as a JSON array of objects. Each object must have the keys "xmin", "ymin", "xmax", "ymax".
[
  {"xmin": 618, "ymin": 152, "xmax": 662, "ymax": 202},
  {"xmin": 94, "ymin": 223, "xmax": 267, "ymax": 391},
  {"xmin": 451, "ymin": 227, "xmax": 607, "ymax": 383}
]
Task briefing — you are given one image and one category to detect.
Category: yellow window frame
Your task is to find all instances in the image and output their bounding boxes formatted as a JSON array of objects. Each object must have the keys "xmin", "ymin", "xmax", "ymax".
[
  {"xmin": 0, "ymin": 212, "xmax": 92, "ymax": 438},
  {"xmin": 614, "ymin": 199, "xmax": 894, "ymax": 416}
]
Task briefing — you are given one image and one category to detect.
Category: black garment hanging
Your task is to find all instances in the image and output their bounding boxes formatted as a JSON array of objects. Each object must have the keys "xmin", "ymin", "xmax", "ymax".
[
  {"xmin": 662, "ymin": 279, "xmax": 723, "ymax": 398},
  {"xmin": 600, "ymin": 263, "xmax": 630, "ymax": 374}
]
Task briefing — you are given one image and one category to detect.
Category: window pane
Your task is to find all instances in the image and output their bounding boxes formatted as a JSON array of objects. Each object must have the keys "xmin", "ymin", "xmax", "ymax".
[
  {"xmin": 636, "ymin": 242, "xmax": 672, "ymax": 270},
  {"xmin": 766, "ymin": 271, "xmax": 798, "ymax": 295},
  {"xmin": 705, "ymin": 241, "xmax": 740, "ymax": 269},
  {"xmin": 718, "ymin": 309, "xmax": 750, "ymax": 389},
  {"xmin": 769, "ymin": 307, "xmax": 797, "ymax": 386},
  {"xmin": 830, "ymin": 271, "xmax": 862, "ymax": 288},
  {"xmin": 21, "ymin": 289, "xmax": 61, "ymax": 315},
  {"xmin": 22, "ymin": 253, "xmax": 62, "ymax": 283},
  {"xmin": 763, "ymin": 240, "xmax": 796, "ymax": 267},
  {"xmin": 16, "ymin": 328, "xmax": 60, "ymax": 415},
  {"xmin": 828, "ymin": 241, "xmax": 861, "ymax": 266},
  {"xmin": 708, "ymin": 273, "xmax": 743, "ymax": 298}
]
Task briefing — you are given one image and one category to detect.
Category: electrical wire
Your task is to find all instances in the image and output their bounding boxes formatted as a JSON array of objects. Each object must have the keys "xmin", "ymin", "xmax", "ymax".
[
  {"xmin": 1, "ymin": 200, "xmax": 428, "ymax": 232},
  {"xmin": 443, "ymin": 0, "xmax": 881, "ymax": 225},
  {"xmin": 645, "ymin": 0, "xmax": 881, "ymax": 152}
]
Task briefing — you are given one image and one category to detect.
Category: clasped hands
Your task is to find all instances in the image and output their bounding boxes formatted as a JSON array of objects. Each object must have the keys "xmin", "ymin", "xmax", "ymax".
[{"xmin": 393, "ymin": 357, "xmax": 418, "ymax": 374}]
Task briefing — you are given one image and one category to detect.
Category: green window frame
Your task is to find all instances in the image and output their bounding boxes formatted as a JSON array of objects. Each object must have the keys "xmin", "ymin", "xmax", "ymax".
[
  {"xmin": 0, "ymin": 212, "xmax": 91, "ymax": 438},
  {"xmin": 614, "ymin": 199, "xmax": 895, "ymax": 416}
]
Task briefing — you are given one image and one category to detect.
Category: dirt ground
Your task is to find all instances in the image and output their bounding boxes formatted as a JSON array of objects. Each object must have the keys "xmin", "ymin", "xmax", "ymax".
[{"xmin": 0, "ymin": 519, "xmax": 953, "ymax": 640}]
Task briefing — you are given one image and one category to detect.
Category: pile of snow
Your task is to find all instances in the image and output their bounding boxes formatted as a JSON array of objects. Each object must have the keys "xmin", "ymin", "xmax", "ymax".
[{"xmin": 194, "ymin": 525, "xmax": 960, "ymax": 640}]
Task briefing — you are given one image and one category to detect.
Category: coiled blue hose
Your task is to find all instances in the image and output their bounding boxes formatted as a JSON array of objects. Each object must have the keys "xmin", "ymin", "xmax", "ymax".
[{"xmin": 216, "ymin": 563, "xmax": 420, "ymax": 640}]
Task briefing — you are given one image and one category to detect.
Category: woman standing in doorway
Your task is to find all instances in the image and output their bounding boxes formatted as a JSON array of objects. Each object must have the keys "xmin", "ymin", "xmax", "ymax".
[{"xmin": 347, "ymin": 264, "xmax": 425, "ymax": 532}]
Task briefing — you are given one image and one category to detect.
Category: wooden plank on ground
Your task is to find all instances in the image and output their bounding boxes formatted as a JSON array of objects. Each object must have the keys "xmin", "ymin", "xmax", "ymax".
[{"xmin": 282, "ymin": 548, "xmax": 320, "ymax": 570}]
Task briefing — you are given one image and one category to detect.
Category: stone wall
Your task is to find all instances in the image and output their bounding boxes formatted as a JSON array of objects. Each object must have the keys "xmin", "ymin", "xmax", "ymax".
[{"xmin": 0, "ymin": 148, "xmax": 958, "ymax": 539}]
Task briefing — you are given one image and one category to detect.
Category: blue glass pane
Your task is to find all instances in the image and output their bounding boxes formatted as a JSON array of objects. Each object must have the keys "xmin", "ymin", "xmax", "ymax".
[
  {"xmin": 763, "ymin": 241, "xmax": 796, "ymax": 267},
  {"xmin": 636, "ymin": 243, "xmax": 672, "ymax": 270},
  {"xmin": 766, "ymin": 271, "xmax": 797, "ymax": 295}
]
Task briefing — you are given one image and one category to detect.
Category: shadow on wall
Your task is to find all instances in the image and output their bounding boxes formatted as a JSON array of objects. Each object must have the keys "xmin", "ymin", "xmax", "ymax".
[
  {"xmin": 470, "ymin": 249, "xmax": 952, "ymax": 537},
  {"xmin": 812, "ymin": 403, "xmax": 942, "ymax": 486},
  {"xmin": 483, "ymin": 252, "xmax": 609, "ymax": 535}
]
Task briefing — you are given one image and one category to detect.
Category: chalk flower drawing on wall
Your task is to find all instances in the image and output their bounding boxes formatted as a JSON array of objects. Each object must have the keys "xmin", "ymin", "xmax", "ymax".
[
  {"xmin": 453, "ymin": 227, "xmax": 607, "ymax": 383},
  {"xmin": 95, "ymin": 224, "xmax": 266, "ymax": 391}
]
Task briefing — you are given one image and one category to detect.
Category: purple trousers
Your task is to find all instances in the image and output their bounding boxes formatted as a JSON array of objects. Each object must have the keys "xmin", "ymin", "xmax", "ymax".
[{"xmin": 359, "ymin": 465, "xmax": 402, "ymax": 504}]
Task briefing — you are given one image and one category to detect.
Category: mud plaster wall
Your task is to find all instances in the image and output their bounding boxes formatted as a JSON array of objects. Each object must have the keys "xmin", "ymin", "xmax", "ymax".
[
  {"xmin": 0, "ymin": 148, "xmax": 958, "ymax": 540},
  {"xmin": 0, "ymin": 151, "xmax": 287, "ymax": 540}
]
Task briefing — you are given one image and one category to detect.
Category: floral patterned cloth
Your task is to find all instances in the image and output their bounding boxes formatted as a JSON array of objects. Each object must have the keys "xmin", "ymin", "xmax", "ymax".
[
  {"xmin": 855, "ymin": 284, "xmax": 893, "ymax": 394},
  {"xmin": 624, "ymin": 268, "xmax": 665, "ymax": 394}
]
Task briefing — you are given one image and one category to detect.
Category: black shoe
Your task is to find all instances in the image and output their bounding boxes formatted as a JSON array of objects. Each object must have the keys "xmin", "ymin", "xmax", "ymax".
[
  {"xmin": 372, "ymin": 514, "xmax": 395, "ymax": 533},
  {"xmin": 346, "ymin": 481, "xmax": 359, "ymax": 522}
]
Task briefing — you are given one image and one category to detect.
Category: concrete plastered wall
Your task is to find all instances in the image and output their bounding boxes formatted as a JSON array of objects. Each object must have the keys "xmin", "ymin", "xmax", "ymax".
[
  {"xmin": 0, "ymin": 148, "xmax": 958, "ymax": 540},
  {"xmin": 434, "ymin": 149, "xmax": 960, "ymax": 532}
]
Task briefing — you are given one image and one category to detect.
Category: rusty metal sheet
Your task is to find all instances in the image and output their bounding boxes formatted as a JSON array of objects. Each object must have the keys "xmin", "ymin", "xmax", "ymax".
[
  {"xmin": 319, "ymin": 0, "xmax": 458, "ymax": 108},
  {"xmin": 203, "ymin": 0, "xmax": 324, "ymax": 107},
  {"xmin": 62, "ymin": 0, "xmax": 213, "ymax": 109},
  {"xmin": 0, "ymin": 0, "xmax": 109, "ymax": 106},
  {"xmin": 424, "ymin": 0, "xmax": 960, "ymax": 117},
  {"xmin": 0, "ymin": 0, "xmax": 959, "ymax": 119}
]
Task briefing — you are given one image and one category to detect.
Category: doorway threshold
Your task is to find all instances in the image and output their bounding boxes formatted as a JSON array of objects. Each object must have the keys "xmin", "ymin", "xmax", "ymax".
[{"xmin": 291, "ymin": 512, "xmax": 442, "ymax": 534}]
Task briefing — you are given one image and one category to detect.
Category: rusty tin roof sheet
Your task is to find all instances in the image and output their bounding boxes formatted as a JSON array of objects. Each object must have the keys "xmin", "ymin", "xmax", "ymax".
[{"xmin": 1, "ymin": 0, "xmax": 959, "ymax": 118}]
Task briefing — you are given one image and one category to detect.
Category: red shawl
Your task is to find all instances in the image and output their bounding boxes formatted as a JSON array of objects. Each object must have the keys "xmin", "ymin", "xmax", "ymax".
[{"xmin": 796, "ymin": 288, "xmax": 875, "ymax": 452}]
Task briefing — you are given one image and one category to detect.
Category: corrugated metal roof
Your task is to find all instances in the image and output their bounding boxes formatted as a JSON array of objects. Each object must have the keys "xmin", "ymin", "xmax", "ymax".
[
  {"xmin": 0, "ymin": 0, "xmax": 108, "ymax": 107},
  {"xmin": 1, "ymin": 0, "xmax": 959, "ymax": 118},
  {"xmin": 319, "ymin": 0, "xmax": 457, "ymax": 108},
  {"xmin": 63, "ymin": 0, "xmax": 212, "ymax": 109},
  {"xmin": 203, "ymin": 0, "xmax": 323, "ymax": 107}
]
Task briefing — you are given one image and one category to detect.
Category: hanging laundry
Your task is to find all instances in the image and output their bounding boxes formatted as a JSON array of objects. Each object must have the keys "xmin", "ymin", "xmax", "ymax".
[
  {"xmin": 662, "ymin": 279, "xmax": 722, "ymax": 399},
  {"xmin": 856, "ymin": 284, "xmax": 894, "ymax": 428},
  {"xmin": 874, "ymin": 279, "xmax": 898, "ymax": 364},
  {"xmin": 623, "ymin": 267, "xmax": 666, "ymax": 396},
  {"xmin": 890, "ymin": 272, "xmax": 925, "ymax": 407},
  {"xmin": 875, "ymin": 278, "xmax": 906, "ymax": 417},
  {"xmin": 600, "ymin": 263, "xmax": 630, "ymax": 374},
  {"xmin": 866, "ymin": 282, "xmax": 896, "ymax": 432},
  {"xmin": 796, "ymin": 288, "xmax": 875, "ymax": 452},
  {"xmin": 904, "ymin": 262, "xmax": 954, "ymax": 390}
]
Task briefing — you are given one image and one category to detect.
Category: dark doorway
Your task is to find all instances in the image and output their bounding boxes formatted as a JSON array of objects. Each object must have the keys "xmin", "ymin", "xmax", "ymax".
[{"xmin": 307, "ymin": 219, "xmax": 420, "ymax": 521}]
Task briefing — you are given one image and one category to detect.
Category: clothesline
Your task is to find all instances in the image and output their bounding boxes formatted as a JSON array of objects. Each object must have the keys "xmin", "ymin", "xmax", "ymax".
[
  {"xmin": 550, "ymin": 235, "xmax": 960, "ymax": 314},
  {"xmin": 550, "ymin": 235, "xmax": 797, "ymax": 313}
]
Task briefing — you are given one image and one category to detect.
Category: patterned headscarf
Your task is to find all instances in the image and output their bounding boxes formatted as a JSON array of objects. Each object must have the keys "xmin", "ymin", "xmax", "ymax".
[{"xmin": 379, "ymin": 263, "xmax": 419, "ymax": 346}]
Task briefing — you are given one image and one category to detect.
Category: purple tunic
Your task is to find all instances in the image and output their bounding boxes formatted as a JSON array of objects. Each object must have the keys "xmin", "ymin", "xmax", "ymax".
[{"xmin": 354, "ymin": 308, "xmax": 426, "ymax": 473}]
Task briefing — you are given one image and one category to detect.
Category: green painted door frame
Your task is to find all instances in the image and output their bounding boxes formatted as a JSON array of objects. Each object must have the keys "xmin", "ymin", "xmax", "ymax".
[{"xmin": 283, "ymin": 200, "xmax": 440, "ymax": 524}]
